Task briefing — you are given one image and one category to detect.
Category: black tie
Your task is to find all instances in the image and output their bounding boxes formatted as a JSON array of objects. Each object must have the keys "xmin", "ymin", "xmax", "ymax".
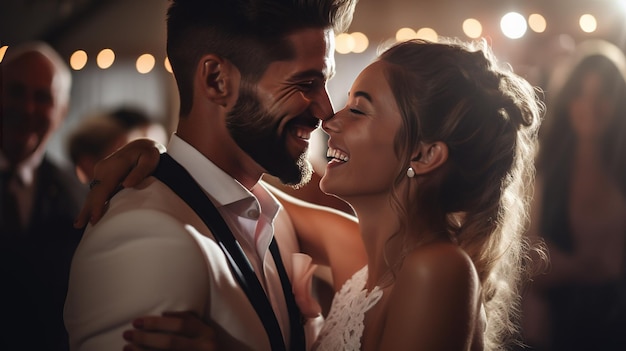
[{"xmin": 1, "ymin": 171, "xmax": 22, "ymax": 235}]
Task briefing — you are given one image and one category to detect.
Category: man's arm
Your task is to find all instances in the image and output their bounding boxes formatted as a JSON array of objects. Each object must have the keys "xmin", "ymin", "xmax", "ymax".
[{"xmin": 65, "ymin": 209, "xmax": 210, "ymax": 350}]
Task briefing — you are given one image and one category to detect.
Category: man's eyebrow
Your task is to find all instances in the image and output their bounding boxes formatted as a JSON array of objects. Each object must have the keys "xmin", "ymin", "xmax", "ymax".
[
  {"xmin": 349, "ymin": 90, "xmax": 373, "ymax": 103},
  {"xmin": 291, "ymin": 69, "xmax": 330, "ymax": 81}
]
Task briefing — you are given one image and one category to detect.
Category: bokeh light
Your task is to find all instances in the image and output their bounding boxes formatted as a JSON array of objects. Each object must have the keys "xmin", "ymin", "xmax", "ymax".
[
  {"xmin": 528, "ymin": 14, "xmax": 547, "ymax": 33},
  {"xmin": 396, "ymin": 27, "xmax": 417, "ymax": 41},
  {"xmin": 69, "ymin": 50, "xmax": 88, "ymax": 70},
  {"xmin": 164, "ymin": 57, "xmax": 173, "ymax": 73},
  {"xmin": 96, "ymin": 48, "xmax": 115, "ymax": 69},
  {"xmin": 463, "ymin": 18, "xmax": 483, "ymax": 39},
  {"xmin": 0, "ymin": 46, "xmax": 8, "ymax": 63},
  {"xmin": 351, "ymin": 32, "xmax": 369, "ymax": 53},
  {"xmin": 416, "ymin": 28, "xmax": 438, "ymax": 42},
  {"xmin": 335, "ymin": 33, "xmax": 355, "ymax": 54},
  {"xmin": 500, "ymin": 12, "xmax": 528, "ymax": 39},
  {"xmin": 579, "ymin": 14, "xmax": 597, "ymax": 33},
  {"xmin": 136, "ymin": 53, "xmax": 155, "ymax": 74}
]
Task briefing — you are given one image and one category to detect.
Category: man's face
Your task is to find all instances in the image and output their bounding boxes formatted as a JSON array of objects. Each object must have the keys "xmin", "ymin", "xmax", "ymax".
[
  {"xmin": 1, "ymin": 52, "xmax": 65, "ymax": 165},
  {"xmin": 226, "ymin": 27, "xmax": 335, "ymax": 187}
]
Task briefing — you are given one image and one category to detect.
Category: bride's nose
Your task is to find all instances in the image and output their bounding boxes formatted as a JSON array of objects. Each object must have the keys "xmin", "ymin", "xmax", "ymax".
[{"xmin": 321, "ymin": 110, "xmax": 342, "ymax": 133}]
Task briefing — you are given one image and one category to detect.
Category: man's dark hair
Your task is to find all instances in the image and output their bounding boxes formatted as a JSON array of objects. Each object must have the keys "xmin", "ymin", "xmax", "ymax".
[{"xmin": 166, "ymin": 0, "xmax": 357, "ymax": 116}]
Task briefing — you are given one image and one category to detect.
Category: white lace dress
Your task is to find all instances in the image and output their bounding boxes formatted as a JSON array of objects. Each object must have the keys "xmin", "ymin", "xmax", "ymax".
[{"xmin": 312, "ymin": 266, "xmax": 383, "ymax": 351}]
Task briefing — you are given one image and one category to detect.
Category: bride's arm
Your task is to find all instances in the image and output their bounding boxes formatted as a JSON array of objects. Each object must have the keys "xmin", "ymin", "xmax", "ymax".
[
  {"xmin": 74, "ymin": 137, "xmax": 366, "ymax": 292},
  {"xmin": 74, "ymin": 138, "xmax": 164, "ymax": 228},
  {"xmin": 265, "ymin": 182, "xmax": 366, "ymax": 292}
]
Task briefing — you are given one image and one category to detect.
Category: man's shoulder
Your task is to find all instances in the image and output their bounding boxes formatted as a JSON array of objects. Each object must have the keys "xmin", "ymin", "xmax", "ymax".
[
  {"xmin": 92, "ymin": 177, "xmax": 193, "ymax": 227},
  {"xmin": 84, "ymin": 177, "xmax": 215, "ymax": 243},
  {"xmin": 78, "ymin": 178, "xmax": 212, "ymax": 260}
]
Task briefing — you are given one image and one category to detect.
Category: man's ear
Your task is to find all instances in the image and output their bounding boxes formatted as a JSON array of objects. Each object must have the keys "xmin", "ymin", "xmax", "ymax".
[
  {"xmin": 196, "ymin": 54, "xmax": 238, "ymax": 106},
  {"xmin": 410, "ymin": 142, "xmax": 448, "ymax": 175}
]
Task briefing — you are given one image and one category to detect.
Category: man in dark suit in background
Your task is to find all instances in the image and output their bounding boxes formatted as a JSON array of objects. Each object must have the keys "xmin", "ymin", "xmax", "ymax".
[{"xmin": 1, "ymin": 41, "xmax": 87, "ymax": 351}]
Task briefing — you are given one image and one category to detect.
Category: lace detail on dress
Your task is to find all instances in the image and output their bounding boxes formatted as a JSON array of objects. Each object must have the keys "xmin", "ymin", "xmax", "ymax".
[{"xmin": 312, "ymin": 266, "xmax": 383, "ymax": 351}]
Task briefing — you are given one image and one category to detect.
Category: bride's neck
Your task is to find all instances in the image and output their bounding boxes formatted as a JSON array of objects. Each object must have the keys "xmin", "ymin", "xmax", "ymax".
[{"xmin": 352, "ymin": 201, "xmax": 403, "ymax": 290}]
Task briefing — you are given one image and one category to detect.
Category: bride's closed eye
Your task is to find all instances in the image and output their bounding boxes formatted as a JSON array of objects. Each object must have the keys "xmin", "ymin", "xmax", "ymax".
[{"xmin": 349, "ymin": 108, "xmax": 365, "ymax": 115}]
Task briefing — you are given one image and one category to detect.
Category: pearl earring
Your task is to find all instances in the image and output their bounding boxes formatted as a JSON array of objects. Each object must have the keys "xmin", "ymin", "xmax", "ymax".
[{"xmin": 406, "ymin": 167, "xmax": 415, "ymax": 178}]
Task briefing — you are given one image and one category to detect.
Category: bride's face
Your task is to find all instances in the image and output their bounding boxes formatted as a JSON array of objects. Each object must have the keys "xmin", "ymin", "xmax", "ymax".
[{"xmin": 320, "ymin": 61, "xmax": 403, "ymax": 200}]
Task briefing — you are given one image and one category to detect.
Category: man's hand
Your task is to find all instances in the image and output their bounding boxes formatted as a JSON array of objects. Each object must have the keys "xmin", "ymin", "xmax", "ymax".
[{"xmin": 122, "ymin": 311, "xmax": 216, "ymax": 351}]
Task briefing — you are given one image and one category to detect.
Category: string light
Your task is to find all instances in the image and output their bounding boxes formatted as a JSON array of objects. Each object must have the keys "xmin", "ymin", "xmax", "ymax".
[
  {"xmin": 70, "ymin": 50, "xmax": 88, "ymax": 70},
  {"xmin": 0, "ymin": 46, "xmax": 8, "ymax": 63},
  {"xmin": 501, "ymin": 12, "xmax": 528, "ymax": 39},
  {"xmin": 351, "ymin": 32, "xmax": 369, "ymax": 53},
  {"xmin": 463, "ymin": 18, "xmax": 483, "ymax": 39},
  {"xmin": 56, "ymin": 9, "xmax": 611, "ymax": 72},
  {"xmin": 416, "ymin": 28, "xmax": 438, "ymax": 42},
  {"xmin": 164, "ymin": 57, "xmax": 173, "ymax": 73},
  {"xmin": 579, "ymin": 14, "xmax": 597, "ymax": 33},
  {"xmin": 136, "ymin": 53, "xmax": 155, "ymax": 74},
  {"xmin": 529, "ymin": 14, "xmax": 547, "ymax": 33},
  {"xmin": 96, "ymin": 48, "xmax": 115, "ymax": 69},
  {"xmin": 396, "ymin": 27, "xmax": 418, "ymax": 41},
  {"xmin": 335, "ymin": 33, "xmax": 355, "ymax": 54}
]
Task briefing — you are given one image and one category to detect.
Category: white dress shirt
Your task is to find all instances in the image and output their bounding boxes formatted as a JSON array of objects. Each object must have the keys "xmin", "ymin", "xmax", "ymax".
[{"xmin": 167, "ymin": 135, "xmax": 292, "ymax": 345}]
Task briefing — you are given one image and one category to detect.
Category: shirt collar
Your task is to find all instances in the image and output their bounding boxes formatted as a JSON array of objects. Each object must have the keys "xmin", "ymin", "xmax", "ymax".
[
  {"xmin": 166, "ymin": 134, "xmax": 280, "ymax": 221},
  {"xmin": 252, "ymin": 181, "xmax": 281, "ymax": 224}
]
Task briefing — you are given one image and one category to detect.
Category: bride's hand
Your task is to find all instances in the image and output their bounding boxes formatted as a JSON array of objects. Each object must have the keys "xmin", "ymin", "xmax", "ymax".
[
  {"xmin": 74, "ymin": 138, "xmax": 164, "ymax": 228},
  {"xmin": 122, "ymin": 311, "xmax": 216, "ymax": 351}
]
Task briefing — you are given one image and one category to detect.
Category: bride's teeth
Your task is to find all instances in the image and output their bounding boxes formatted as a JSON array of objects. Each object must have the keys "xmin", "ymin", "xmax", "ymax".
[{"xmin": 326, "ymin": 148, "xmax": 349, "ymax": 162}]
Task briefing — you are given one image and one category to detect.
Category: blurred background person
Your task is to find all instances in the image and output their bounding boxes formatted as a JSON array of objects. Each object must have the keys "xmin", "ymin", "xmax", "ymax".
[
  {"xmin": 0, "ymin": 41, "xmax": 87, "ymax": 350},
  {"xmin": 522, "ymin": 39, "xmax": 626, "ymax": 351},
  {"xmin": 67, "ymin": 106, "xmax": 167, "ymax": 183}
]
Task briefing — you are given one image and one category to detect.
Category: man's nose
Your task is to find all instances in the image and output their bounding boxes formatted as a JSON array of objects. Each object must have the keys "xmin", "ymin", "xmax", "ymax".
[{"xmin": 311, "ymin": 86, "xmax": 334, "ymax": 121}]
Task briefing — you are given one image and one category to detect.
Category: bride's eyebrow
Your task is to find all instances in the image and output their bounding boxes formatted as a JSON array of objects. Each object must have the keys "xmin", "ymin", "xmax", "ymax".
[{"xmin": 348, "ymin": 91, "xmax": 373, "ymax": 103}]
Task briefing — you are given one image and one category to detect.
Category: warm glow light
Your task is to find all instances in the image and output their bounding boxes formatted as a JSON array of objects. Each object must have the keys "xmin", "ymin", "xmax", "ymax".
[
  {"xmin": 462, "ymin": 18, "xmax": 482, "ymax": 39},
  {"xmin": 96, "ymin": 48, "xmax": 115, "ymax": 69},
  {"xmin": 164, "ymin": 57, "xmax": 173, "ymax": 73},
  {"xmin": 70, "ymin": 50, "xmax": 88, "ymax": 70},
  {"xmin": 335, "ymin": 33, "xmax": 355, "ymax": 54},
  {"xmin": 136, "ymin": 53, "xmax": 155, "ymax": 74},
  {"xmin": 528, "ymin": 14, "xmax": 547, "ymax": 33},
  {"xmin": 579, "ymin": 14, "xmax": 597, "ymax": 33},
  {"xmin": 0, "ymin": 46, "xmax": 8, "ymax": 63},
  {"xmin": 500, "ymin": 12, "xmax": 527, "ymax": 39},
  {"xmin": 416, "ymin": 28, "xmax": 438, "ymax": 42},
  {"xmin": 351, "ymin": 32, "xmax": 369, "ymax": 53},
  {"xmin": 396, "ymin": 27, "xmax": 417, "ymax": 42}
]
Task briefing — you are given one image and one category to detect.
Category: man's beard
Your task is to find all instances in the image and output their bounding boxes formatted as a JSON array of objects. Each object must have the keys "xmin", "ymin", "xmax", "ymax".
[{"xmin": 226, "ymin": 88, "xmax": 312, "ymax": 187}]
